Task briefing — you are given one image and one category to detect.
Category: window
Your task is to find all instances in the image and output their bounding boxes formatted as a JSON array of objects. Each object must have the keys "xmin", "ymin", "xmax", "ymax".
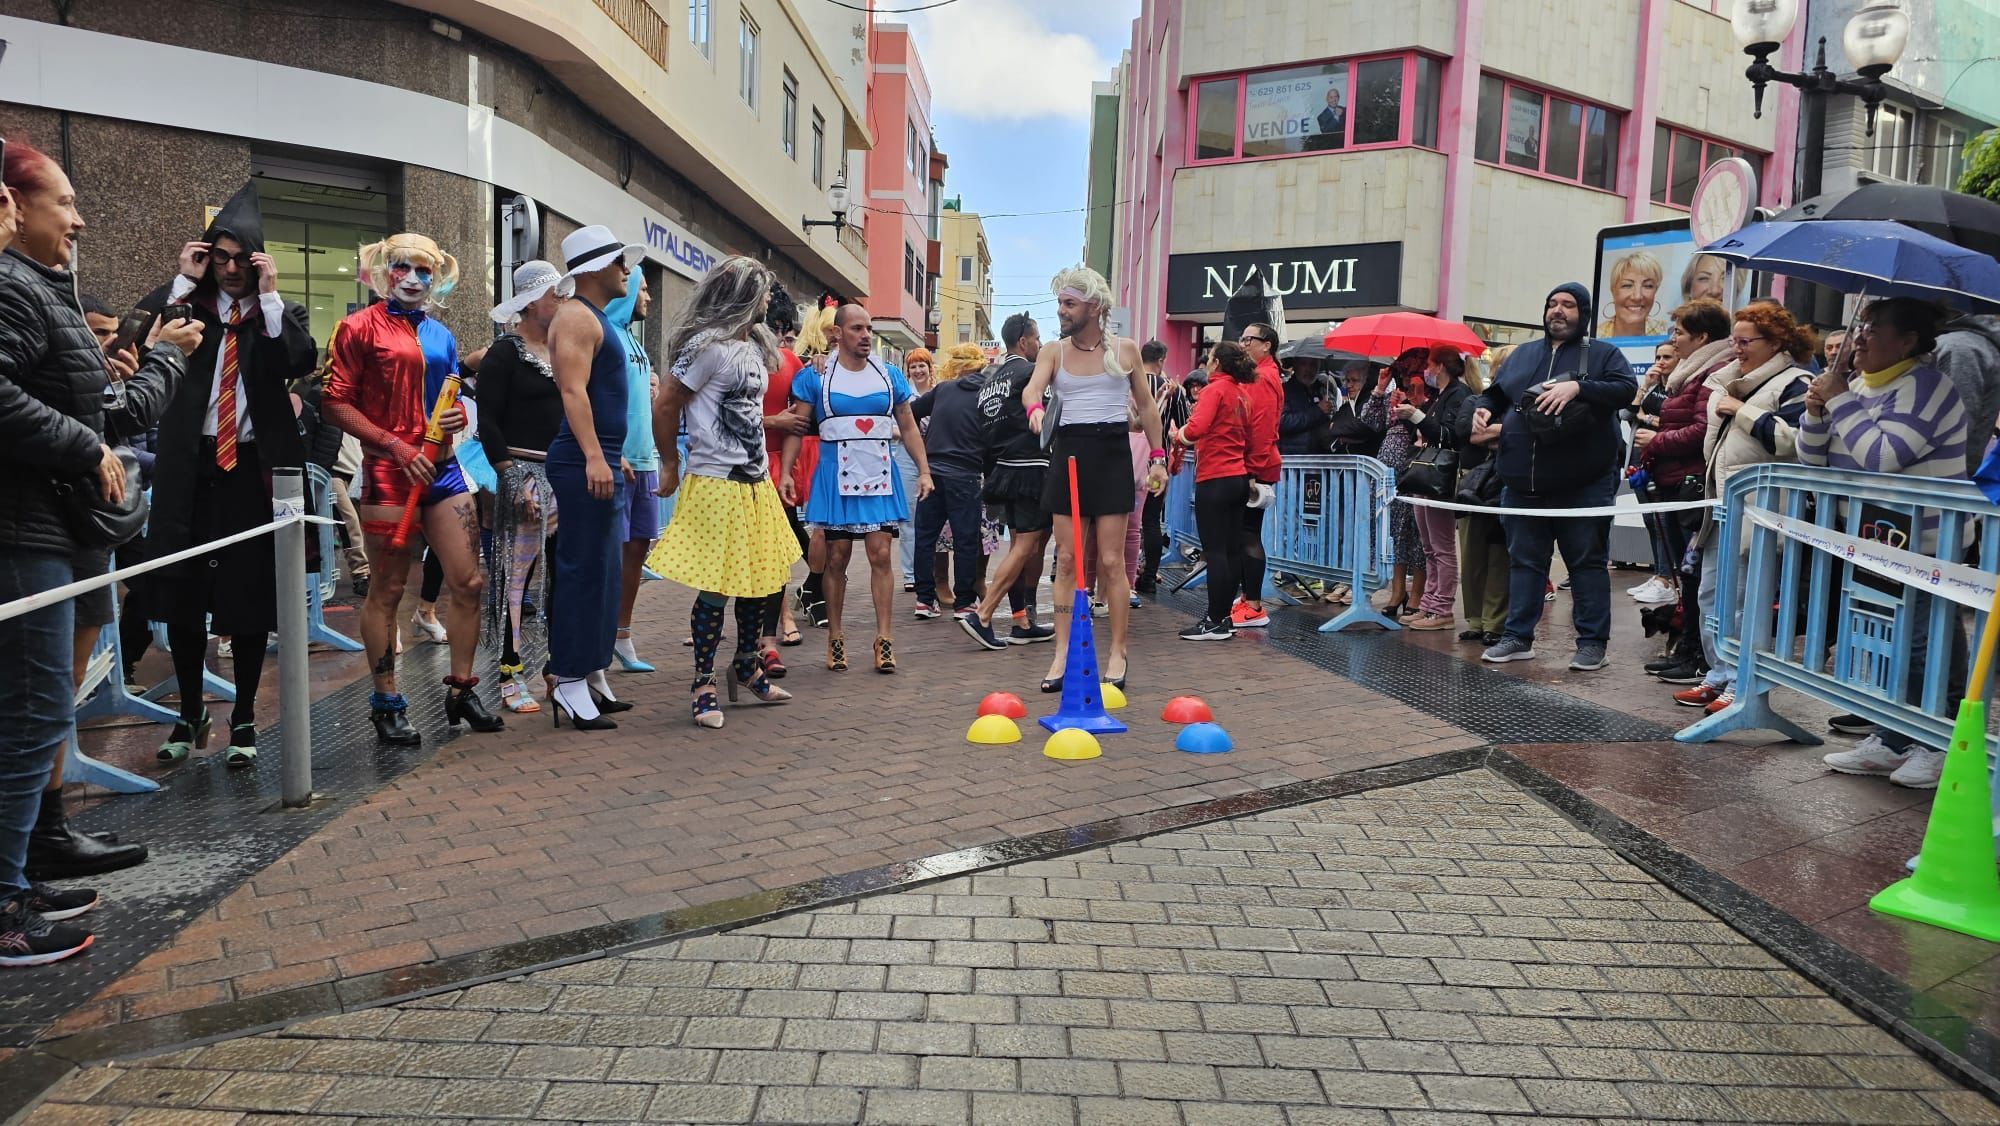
[
  {"xmin": 928, "ymin": 179, "xmax": 941, "ymax": 240},
  {"xmin": 737, "ymin": 11, "xmax": 759, "ymax": 109},
  {"xmin": 1650, "ymin": 125, "xmax": 1757, "ymax": 207},
  {"xmin": 958, "ymin": 255, "xmax": 973, "ymax": 283},
  {"xmin": 1475, "ymin": 75, "xmax": 1620, "ymax": 189},
  {"xmin": 908, "ymin": 121, "xmax": 920, "ymax": 175},
  {"xmin": 781, "ymin": 70, "xmax": 798, "ymax": 158},
  {"xmin": 1931, "ymin": 120, "xmax": 1970, "ymax": 189},
  {"xmin": 688, "ymin": 0, "xmax": 710, "ymax": 57},
  {"xmin": 810, "ymin": 110, "xmax": 826, "ymax": 188},
  {"xmin": 904, "ymin": 243, "xmax": 921, "ymax": 297},
  {"xmin": 1867, "ymin": 107, "xmax": 1970, "ymax": 187},
  {"xmin": 1186, "ymin": 52, "xmax": 1440, "ymax": 164}
]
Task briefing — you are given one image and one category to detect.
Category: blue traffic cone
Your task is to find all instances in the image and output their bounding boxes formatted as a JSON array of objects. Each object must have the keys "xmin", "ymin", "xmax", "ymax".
[{"xmin": 1039, "ymin": 597, "xmax": 1128, "ymax": 735}]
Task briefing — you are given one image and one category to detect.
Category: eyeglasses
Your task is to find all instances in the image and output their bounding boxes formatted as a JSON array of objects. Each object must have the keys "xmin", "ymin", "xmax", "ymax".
[
  {"xmin": 1730, "ymin": 334, "xmax": 1768, "ymax": 348},
  {"xmin": 208, "ymin": 251, "xmax": 255, "ymax": 269},
  {"xmin": 1242, "ymin": 334, "xmax": 1267, "ymax": 345}
]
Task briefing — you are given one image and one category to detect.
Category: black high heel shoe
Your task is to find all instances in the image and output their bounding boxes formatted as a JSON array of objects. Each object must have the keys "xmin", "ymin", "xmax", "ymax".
[
  {"xmin": 1104, "ymin": 659, "xmax": 1129, "ymax": 691},
  {"xmin": 1040, "ymin": 676, "xmax": 1063, "ymax": 694},
  {"xmin": 443, "ymin": 677, "xmax": 505, "ymax": 732},
  {"xmin": 548, "ymin": 676, "xmax": 618, "ymax": 731},
  {"xmin": 590, "ymin": 688, "xmax": 635, "ymax": 714}
]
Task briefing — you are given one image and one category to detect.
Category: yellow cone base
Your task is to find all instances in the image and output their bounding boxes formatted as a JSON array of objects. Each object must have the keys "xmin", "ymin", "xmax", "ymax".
[
  {"xmin": 1869, "ymin": 700, "xmax": 2000, "ymax": 942},
  {"xmin": 1100, "ymin": 683, "xmax": 1127, "ymax": 710},
  {"xmin": 1044, "ymin": 728, "xmax": 1102, "ymax": 761}
]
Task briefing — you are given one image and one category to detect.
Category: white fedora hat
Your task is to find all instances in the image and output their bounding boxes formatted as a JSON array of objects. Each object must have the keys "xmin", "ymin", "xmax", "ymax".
[
  {"xmin": 490, "ymin": 260, "xmax": 574, "ymax": 324},
  {"xmin": 560, "ymin": 224, "xmax": 646, "ymax": 282}
]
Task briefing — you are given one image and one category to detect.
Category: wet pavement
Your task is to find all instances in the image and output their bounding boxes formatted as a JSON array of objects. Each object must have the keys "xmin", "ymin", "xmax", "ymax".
[
  {"xmin": 29, "ymin": 770, "xmax": 1999, "ymax": 1124},
  {"xmin": 12, "ymin": 558, "xmax": 2000, "ymax": 1121}
]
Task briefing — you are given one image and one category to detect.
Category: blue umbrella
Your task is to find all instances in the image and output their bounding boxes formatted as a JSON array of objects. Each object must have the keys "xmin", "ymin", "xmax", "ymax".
[{"xmin": 1700, "ymin": 219, "xmax": 2000, "ymax": 312}]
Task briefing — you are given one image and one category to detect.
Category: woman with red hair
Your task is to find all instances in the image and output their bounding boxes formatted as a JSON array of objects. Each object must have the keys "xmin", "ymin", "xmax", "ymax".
[{"xmin": 0, "ymin": 141, "xmax": 200, "ymax": 966}]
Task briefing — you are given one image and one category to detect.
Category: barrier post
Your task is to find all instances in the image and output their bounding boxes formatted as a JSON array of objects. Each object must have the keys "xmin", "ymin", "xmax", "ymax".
[{"xmin": 272, "ymin": 468, "xmax": 313, "ymax": 808}]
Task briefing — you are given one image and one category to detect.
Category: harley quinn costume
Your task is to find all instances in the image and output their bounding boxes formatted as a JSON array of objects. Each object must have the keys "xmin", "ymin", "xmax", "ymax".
[{"xmin": 323, "ymin": 232, "xmax": 503, "ymax": 744}]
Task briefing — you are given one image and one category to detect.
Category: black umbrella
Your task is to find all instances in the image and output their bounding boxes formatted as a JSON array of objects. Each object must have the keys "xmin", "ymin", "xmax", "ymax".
[
  {"xmin": 1772, "ymin": 184, "xmax": 2000, "ymax": 261},
  {"xmin": 1277, "ymin": 337, "xmax": 1365, "ymax": 364}
]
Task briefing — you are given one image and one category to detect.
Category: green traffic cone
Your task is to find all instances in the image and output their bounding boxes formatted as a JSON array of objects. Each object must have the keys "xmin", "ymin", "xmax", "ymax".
[{"xmin": 1869, "ymin": 699, "xmax": 2000, "ymax": 942}]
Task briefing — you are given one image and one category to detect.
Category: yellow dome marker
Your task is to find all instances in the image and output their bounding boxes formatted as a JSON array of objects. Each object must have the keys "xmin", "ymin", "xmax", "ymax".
[{"xmin": 1043, "ymin": 728, "xmax": 1102, "ymax": 761}]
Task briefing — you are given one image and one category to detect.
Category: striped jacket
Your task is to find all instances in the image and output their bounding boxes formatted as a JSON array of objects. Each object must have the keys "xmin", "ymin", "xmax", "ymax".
[{"xmin": 1799, "ymin": 361, "xmax": 1969, "ymax": 480}]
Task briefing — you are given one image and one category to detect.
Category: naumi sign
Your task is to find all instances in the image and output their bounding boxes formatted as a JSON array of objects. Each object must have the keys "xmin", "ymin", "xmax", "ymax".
[{"xmin": 1165, "ymin": 241, "xmax": 1401, "ymax": 315}]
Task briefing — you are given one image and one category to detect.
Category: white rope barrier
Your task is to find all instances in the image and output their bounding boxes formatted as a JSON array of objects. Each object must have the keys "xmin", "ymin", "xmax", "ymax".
[
  {"xmin": 0, "ymin": 514, "xmax": 335, "ymax": 625},
  {"xmin": 1392, "ymin": 494, "xmax": 1719, "ymax": 518}
]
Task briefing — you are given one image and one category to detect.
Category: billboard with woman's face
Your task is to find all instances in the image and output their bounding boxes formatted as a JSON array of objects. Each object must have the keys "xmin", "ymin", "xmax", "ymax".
[{"xmin": 1595, "ymin": 221, "xmax": 1751, "ymax": 375}]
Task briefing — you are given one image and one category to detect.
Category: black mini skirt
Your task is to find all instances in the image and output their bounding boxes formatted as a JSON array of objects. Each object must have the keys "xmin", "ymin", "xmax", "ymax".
[{"xmin": 1042, "ymin": 422, "xmax": 1137, "ymax": 518}]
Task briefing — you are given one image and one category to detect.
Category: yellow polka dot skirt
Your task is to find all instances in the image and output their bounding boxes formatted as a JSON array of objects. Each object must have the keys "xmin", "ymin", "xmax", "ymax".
[{"xmin": 647, "ymin": 473, "xmax": 802, "ymax": 598}]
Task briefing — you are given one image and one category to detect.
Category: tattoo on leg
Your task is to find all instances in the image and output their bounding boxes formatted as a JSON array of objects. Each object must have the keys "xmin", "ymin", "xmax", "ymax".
[{"xmin": 372, "ymin": 645, "xmax": 396, "ymax": 676}]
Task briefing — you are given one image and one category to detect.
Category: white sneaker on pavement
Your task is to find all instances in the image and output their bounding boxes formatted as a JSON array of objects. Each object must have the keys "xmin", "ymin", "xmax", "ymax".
[
  {"xmin": 1822, "ymin": 734, "xmax": 1908, "ymax": 777},
  {"xmin": 1629, "ymin": 576, "xmax": 1678, "ymax": 605},
  {"xmin": 1889, "ymin": 747, "xmax": 1945, "ymax": 789}
]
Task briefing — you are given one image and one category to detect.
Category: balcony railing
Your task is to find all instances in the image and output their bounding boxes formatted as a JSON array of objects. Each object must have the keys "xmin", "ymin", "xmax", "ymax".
[
  {"xmin": 839, "ymin": 221, "xmax": 869, "ymax": 261},
  {"xmin": 595, "ymin": 0, "xmax": 670, "ymax": 69}
]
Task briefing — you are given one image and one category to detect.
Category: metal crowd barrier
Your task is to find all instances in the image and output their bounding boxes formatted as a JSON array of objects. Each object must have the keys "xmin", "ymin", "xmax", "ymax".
[
  {"xmin": 1680, "ymin": 463, "xmax": 1998, "ymax": 767},
  {"xmin": 1162, "ymin": 457, "xmax": 1198, "ymax": 567},
  {"xmin": 1265, "ymin": 455, "xmax": 1400, "ymax": 632},
  {"xmin": 305, "ymin": 464, "xmax": 362, "ymax": 651}
]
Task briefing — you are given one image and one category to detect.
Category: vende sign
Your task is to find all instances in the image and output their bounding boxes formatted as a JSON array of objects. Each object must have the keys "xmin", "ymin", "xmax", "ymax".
[{"xmin": 1165, "ymin": 242, "xmax": 1401, "ymax": 315}]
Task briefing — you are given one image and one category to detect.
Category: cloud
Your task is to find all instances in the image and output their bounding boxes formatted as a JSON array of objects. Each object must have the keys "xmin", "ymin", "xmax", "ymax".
[{"xmin": 905, "ymin": 0, "xmax": 1119, "ymax": 123}]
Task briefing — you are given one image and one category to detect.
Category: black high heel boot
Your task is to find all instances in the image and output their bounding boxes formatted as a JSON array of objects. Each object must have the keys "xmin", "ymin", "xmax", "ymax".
[
  {"xmin": 371, "ymin": 693, "xmax": 422, "ymax": 746},
  {"xmin": 444, "ymin": 676, "xmax": 505, "ymax": 732}
]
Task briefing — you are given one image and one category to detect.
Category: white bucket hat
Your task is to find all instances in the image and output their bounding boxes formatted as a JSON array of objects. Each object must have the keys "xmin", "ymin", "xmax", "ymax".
[
  {"xmin": 560, "ymin": 225, "xmax": 646, "ymax": 282},
  {"xmin": 489, "ymin": 260, "xmax": 573, "ymax": 324}
]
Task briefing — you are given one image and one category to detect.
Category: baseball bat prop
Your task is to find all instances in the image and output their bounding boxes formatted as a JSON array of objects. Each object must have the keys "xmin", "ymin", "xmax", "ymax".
[{"xmin": 388, "ymin": 373, "xmax": 461, "ymax": 550}]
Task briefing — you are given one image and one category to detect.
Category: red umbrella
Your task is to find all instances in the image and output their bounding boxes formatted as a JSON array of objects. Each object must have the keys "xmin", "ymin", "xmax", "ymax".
[{"xmin": 1322, "ymin": 312, "xmax": 1485, "ymax": 360}]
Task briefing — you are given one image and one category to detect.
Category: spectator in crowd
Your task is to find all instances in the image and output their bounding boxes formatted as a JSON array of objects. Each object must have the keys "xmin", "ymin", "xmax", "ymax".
[
  {"xmin": 910, "ymin": 343, "xmax": 990, "ymax": 620},
  {"xmin": 787, "ymin": 302, "xmax": 835, "ymax": 628},
  {"xmin": 1474, "ymin": 282, "xmax": 1638, "ymax": 670},
  {"xmin": 1137, "ymin": 339, "xmax": 1170, "ymax": 595},
  {"xmin": 1672, "ymin": 301, "xmax": 1816, "ymax": 712},
  {"xmin": 1174, "ymin": 342, "xmax": 1261, "ymax": 641},
  {"xmin": 961, "ymin": 313, "xmax": 1055, "ymax": 649},
  {"xmin": 1278, "ymin": 355, "xmax": 1331, "ymax": 456},
  {"xmin": 0, "ymin": 140, "xmax": 200, "ymax": 963},
  {"xmin": 144, "ymin": 183, "xmax": 318, "ymax": 769},
  {"xmin": 478, "ymin": 260, "xmax": 571, "ymax": 715},
  {"xmin": 1455, "ymin": 346, "xmax": 1511, "ymax": 641},
  {"xmin": 1935, "ymin": 312, "xmax": 2000, "ymax": 475},
  {"xmin": 1404, "ymin": 345, "xmax": 1476, "ymax": 631},
  {"xmin": 1636, "ymin": 300, "xmax": 1733, "ymax": 686},
  {"xmin": 1229, "ymin": 323, "xmax": 1284, "ymax": 630},
  {"xmin": 894, "ymin": 347, "xmax": 935, "ymax": 591},
  {"xmin": 1365, "ymin": 349, "xmax": 1432, "ymax": 617},
  {"xmin": 608, "ymin": 274, "xmax": 663, "ymax": 675},
  {"xmin": 1327, "ymin": 360, "xmax": 1382, "ymax": 459},
  {"xmin": 1626, "ymin": 340, "xmax": 1681, "ymax": 607},
  {"xmin": 758, "ymin": 288, "xmax": 809, "ymax": 654},
  {"xmin": 1808, "ymin": 299, "xmax": 1969, "ymax": 790}
]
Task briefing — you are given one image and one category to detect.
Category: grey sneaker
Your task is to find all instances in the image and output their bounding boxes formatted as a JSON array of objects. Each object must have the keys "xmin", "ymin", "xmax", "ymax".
[
  {"xmin": 1570, "ymin": 644, "xmax": 1609, "ymax": 671},
  {"xmin": 1481, "ymin": 637, "xmax": 1536, "ymax": 663}
]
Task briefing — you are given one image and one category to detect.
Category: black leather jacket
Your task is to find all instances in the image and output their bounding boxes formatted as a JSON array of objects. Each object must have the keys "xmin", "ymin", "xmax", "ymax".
[{"xmin": 0, "ymin": 247, "xmax": 183, "ymax": 556}]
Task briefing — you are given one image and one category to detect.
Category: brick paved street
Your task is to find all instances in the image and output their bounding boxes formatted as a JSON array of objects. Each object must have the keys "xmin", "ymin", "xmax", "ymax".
[{"xmin": 32, "ymin": 770, "xmax": 1998, "ymax": 1124}]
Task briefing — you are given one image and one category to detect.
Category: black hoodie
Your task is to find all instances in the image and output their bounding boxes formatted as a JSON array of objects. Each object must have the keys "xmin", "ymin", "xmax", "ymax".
[{"xmin": 1476, "ymin": 281, "xmax": 1636, "ymax": 496}]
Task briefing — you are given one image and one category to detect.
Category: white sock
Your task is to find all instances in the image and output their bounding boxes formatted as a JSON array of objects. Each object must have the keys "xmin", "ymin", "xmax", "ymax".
[
  {"xmin": 552, "ymin": 677, "xmax": 601, "ymax": 720},
  {"xmin": 614, "ymin": 636, "xmax": 640, "ymax": 663},
  {"xmin": 586, "ymin": 668, "xmax": 616, "ymax": 701}
]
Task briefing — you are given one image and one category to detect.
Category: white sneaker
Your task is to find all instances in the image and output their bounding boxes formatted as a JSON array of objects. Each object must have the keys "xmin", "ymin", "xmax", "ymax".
[
  {"xmin": 1629, "ymin": 577, "xmax": 1678, "ymax": 605},
  {"xmin": 1889, "ymin": 746, "xmax": 1945, "ymax": 789},
  {"xmin": 1090, "ymin": 599, "xmax": 1109, "ymax": 618},
  {"xmin": 1823, "ymin": 734, "xmax": 1908, "ymax": 777}
]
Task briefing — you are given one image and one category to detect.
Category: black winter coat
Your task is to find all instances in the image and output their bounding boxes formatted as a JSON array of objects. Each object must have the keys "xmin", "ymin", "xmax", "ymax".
[
  {"xmin": 0, "ymin": 247, "xmax": 184, "ymax": 556},
  {"xmin": 144, "ymin": 291, "xmax": 317, "ymax": 564},
  {"xmin": 1278, "ymin": 376, "xmax": 1329, "ymax": 455}
]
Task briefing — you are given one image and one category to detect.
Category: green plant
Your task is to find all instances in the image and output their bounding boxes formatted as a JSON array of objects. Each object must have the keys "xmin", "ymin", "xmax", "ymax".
[{"xmin": 1962, "ymin": 128, "xmax": 2000, "ymax": 203}]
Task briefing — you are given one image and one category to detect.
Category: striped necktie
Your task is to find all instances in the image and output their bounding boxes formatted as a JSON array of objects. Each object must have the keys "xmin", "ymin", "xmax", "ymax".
[{"xmin": 215, "ymin": 302, "xmax": 241, "ymax": 471}]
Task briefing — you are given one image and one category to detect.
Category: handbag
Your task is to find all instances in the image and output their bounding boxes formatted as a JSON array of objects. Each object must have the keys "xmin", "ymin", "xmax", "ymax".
[
  {"xmin": 1397, "ymin": 444, "xmax": 1459, "ymax": 499},
  {"xmin": 53, "ymin": 445, "xmax": 149, "ymax": 548},
  {"xmin": 1516, "ymin": 377, "xmax": 1596, "ymax": 443},
  {"xmin": 1454, "ymin": 458, "xmax": 1502, "ymax": 506}
]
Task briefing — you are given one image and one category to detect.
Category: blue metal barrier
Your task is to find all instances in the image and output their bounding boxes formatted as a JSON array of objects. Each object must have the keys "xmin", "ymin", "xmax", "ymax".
[
  {"xmin": 1680, "ymin": 463, "xmax": 1997, "ymax": 762},
  {"xmin": 1265, "ymin": 456, "xmax": 1400, "ymax": 632},
  {"xmin": 1157, "ymin": 458, "xmax": 1295, "ymax": 605},
  {"xmin": 67, "ymin": 598, "xmax": 165, "ymax": 794},
  {"xmin": 305, "ymin": 464, "xmax": 362, "ymax": 651}
]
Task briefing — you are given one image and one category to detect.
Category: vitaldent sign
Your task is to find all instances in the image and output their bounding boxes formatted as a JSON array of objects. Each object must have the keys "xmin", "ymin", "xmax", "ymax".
[
  {"xmin": 640, "ymin": 214, "xmax": 721, "ymax": 282},
  {"xmin": 1165, "ymin": 242, "xmax": 1401, "ymax": 315}
]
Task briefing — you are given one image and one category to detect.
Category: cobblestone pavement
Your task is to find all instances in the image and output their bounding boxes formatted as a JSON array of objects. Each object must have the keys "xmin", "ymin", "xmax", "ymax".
[{"xmin": 31, "ymin": 770, "xmax": 1997, "ymax": 1125}]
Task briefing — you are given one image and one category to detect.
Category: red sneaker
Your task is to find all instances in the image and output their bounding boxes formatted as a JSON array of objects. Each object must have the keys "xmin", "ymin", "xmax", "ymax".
[{"xmin": 1673, "ymin": 684, "xmax": 1722, "ymax": 708}]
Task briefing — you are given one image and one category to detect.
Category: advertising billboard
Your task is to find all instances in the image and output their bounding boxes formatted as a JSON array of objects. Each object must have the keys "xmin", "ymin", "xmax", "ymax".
[{"xmin": 1593, "ymin": 219, "xmax": 1750, "ymax": 376}]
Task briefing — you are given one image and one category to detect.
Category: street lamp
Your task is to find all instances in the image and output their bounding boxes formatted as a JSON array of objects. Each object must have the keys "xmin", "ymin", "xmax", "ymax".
[
  {"xmin": 803, "ymin": 177, "xmax": 851, "ymax": 233},
  {"xmin": 1733, "ymin": 0, "xmax": 1908, "ymax": 318}
]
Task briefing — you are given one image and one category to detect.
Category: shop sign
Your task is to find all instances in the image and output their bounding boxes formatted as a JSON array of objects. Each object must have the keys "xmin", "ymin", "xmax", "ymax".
[
  {"xmin": 639, "ymin": 214, "xmax": 720, "ymax": 280},
  {"xmin": 1165, "ymin": 242, "xmax": 1400, "ymax": 315}
]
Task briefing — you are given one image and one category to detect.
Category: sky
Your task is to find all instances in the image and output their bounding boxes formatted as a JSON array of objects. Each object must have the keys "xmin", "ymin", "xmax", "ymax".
[{"xmin": 901, "ymin": 0, "xmax": 1140, "ymax": 330}]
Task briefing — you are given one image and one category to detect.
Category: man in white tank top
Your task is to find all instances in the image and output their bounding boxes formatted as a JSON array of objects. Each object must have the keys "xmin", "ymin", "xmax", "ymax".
[{"xmin": 1016, "ymin": 266, "xmax": 1170, "ymax": 690}]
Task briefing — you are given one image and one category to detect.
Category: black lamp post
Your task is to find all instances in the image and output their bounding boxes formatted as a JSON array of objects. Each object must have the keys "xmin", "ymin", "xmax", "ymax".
[{"xmin": 1734, "ymin": 0, "xmax": 1909, "ymax": 319}]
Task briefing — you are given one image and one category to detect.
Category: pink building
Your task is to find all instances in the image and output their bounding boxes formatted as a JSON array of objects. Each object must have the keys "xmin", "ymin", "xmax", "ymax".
[
  {"xmin": 864, "ymin": 24, "xmax": 942, "ymax": 360},
  {"xmin": 1091, "ymin": 0, "xmax": 1806, "ymax": 375}
]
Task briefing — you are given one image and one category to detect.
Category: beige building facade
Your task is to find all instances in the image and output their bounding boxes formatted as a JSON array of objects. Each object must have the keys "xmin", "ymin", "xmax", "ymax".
[{"xmin": 937, "ymin": 203, "xmax": 992, "ymax": 347}]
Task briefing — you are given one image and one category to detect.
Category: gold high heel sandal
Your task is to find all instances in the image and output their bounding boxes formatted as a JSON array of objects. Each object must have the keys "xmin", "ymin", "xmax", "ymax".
[{"xmin": 827, "ymin": 636, "xmax": 847, "ymax": 671}]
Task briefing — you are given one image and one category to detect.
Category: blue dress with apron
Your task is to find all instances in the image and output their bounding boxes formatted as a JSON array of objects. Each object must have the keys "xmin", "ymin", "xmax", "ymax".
[
  {"xmin": 791, "ymin": 358, "xmax": 916, "ymax": 533},
  {"xmin": 543, "ymin": 299, "xmax": 630, "ymax": 679}
]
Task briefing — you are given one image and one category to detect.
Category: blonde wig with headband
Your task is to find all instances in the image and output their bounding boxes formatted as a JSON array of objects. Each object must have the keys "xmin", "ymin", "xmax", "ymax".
[
  {"xmin": 1050, "ymin": 264, "xmax": 1128, "ymax": 378},
  {"xmin": 359, "ymin": 233, "xmax": 460, "ymax": 304},
  {"xmin": 937, "ymin": 343, "xmax": 987, "ymax": 382},
  {"xmin": 796, "ymin": 302, "xmax": 837, "ymax": 360}
]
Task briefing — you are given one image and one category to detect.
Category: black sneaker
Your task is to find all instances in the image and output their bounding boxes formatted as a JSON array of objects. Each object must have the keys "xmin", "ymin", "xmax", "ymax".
[
  {"xmin": 1008, "ymin": 623, "xmax": 1055, "ymax": 645},
  {"xmin": 1644, "ymin": 657, "xmax": 1681, "ymax": 674},
  {"xmin": 960, "ymin": 615, "xmax": 1007, "ymax": 651},
  {"xmin": 1829, "ymin": 713, "xmax": 1874, "ymax": 735},
  {"xmin": 1652, "ymin": 660, "xmax": 1709, "ymax": 685},
  {"xmin": 1179, "ymin": 616, "xmax": 1233, "ymax": 641},
  {"xmin": 0, "ymin": 896, "xmax": 92, "ymax": 967},
  {"xmin": 25, "ymin": 884, "xmax": 97, "ymax": 922}
]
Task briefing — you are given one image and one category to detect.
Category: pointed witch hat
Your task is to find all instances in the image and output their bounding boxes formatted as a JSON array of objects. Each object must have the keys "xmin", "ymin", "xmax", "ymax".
[{"xmin": 202, "ymin": 180, "xmax": 266, "ymax": 256}]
